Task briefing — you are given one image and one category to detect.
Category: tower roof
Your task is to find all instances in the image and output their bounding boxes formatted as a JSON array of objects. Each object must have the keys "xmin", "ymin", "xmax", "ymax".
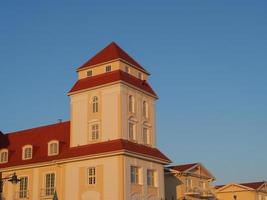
[{"xmin": 78, "ymin": 42, "xmax": 149, "ymax": 74}]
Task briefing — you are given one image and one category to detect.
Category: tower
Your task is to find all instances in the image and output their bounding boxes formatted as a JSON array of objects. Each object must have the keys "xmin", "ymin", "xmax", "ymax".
[{"xmin": 68, "ymin": 42, "xmax": 158, "ymax": 148}]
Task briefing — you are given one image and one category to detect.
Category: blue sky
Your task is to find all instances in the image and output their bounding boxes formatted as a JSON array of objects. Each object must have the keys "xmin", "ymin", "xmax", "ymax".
[{"xmin": 0, "ymin": 1, "xmax": 266, "ymax": 184}]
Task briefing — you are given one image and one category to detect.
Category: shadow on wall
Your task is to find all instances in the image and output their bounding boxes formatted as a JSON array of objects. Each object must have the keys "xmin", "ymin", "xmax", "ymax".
[
  {"xmin": 0, "ymin": 131, "xmax": 10, "ymax": 147},
  {"xmin": 165, "ymin": 174, "xmax": 183, "ymax": 200}
]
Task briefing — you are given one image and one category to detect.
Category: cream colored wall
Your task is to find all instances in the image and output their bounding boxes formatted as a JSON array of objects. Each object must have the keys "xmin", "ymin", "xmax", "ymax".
[
  {"xmin": 70, "ymin": 82, "xmax": 157, "ymax": 147},
  {"xmin": 1, "ymin": 155, "xmax": 125, "ymax": 200},
  {"xmin": 124, "ymin": 156, "xmax": 165, "ymax": 200},
  {"xmin": 77, "ymin": 60, "xmax": 148, "ymax": 80},
  {"xmin": 121, "ymin": 84, "xmax": 157, "ymax": 147}
]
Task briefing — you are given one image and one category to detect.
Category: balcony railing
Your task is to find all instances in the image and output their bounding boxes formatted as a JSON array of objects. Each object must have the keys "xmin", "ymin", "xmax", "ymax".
[{"xmin": 185, "ymin": 187, "xmax": 214, "ymax": 198}]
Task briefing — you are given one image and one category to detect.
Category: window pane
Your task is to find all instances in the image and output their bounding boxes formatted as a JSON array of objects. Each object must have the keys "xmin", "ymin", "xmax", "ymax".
[{"xmin": 88, "ymin": 167, "xmax": 96, "ymax": 185}]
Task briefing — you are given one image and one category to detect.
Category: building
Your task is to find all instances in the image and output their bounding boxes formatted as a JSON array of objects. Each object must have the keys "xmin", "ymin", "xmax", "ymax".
[
  {"xmin": 215, "ymin": 181, "xmax": 267, "ymax": 200},
  {"xmin": 0, "ymin": 42, "xmax": 171, "ymax": 200},
  {"xmin": 164, "ymin": 163, "xmax": 216, "ymax": 200}
]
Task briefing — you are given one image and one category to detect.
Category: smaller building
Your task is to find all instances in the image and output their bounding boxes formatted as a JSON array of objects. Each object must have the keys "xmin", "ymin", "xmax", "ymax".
[
  {"xmin": 164, "ymin": 163, "xmax": 216, "ymax": 200},
  {"xmin": 215, "ymin": 181, "xmax": 267, "ymax": 200}
]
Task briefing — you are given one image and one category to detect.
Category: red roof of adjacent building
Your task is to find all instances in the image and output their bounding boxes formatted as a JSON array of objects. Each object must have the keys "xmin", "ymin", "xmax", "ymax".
[
  {"xmin": 0, "ymin": 121, "xmax": 170, "ymax": 169},
  {"xmin": 78, "ymin": 42, "xmax": 148, "ymax": 73},
  {"xmin": 167, "ymin": 163, "xmax": 198, "ymax": 172},
  {"xmin": 215, "ymin": 181, "xmax": 266, "ymax": 190},
  {"xmin": 69, "ymin": 70, "xmax": 157, "ymax": 97}
]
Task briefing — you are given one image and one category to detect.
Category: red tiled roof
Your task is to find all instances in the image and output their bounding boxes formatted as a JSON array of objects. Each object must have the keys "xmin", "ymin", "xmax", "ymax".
[
  {"xmin": 215, "ymin": 181, "xmax": 265, "ymax": 190},
  {"xmin": 167, "ymin": 163, "xmax": 198, "ymax": 172},
  {"xmin": 0, "ymin": 122, "xmax": 170, "ymax": 169},
  {"xmin": 78, "ymin": 42, "xmax": 148, "ymax": 73},
  {"xmin": 69, "ymin": 70, "xmax": 157, "ymax": 97}
]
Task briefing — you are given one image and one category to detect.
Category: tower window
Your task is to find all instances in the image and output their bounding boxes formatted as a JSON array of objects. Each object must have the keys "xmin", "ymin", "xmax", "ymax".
[
  {"xmin": 87, "ymin": 70, "xmax": 92, "ymax": 77},
  {"xmin": 92, "ymin": 96, "xmax": 99, "ymax": 113},
  {"xmin": 22, "ymin": 145, "xmax": 33, "ymax": 160},
  {"xmin": 143, "ymin": 101, "xmax": 148, "ymax": 118},
  {"xmin": 129, "ymin": 122, "xmax": 136, "ymax": 141},
  {"xmin": 138, "ymin": 72, "xmax": 142, "ymax": 79},
  {"xmin": 105, "ymin": 65, "xmax": 111, "ymax": 72},
  {"xmin": 87, "ymin": 167, "xmax": 96, "ymax": 185},
  {"xmin": 0, "ymin": 149, "xmax": 8, "ymax": 163},
  {"xmin": 143, "ymin": 127, "xmax": 150, "ymax": 145},
  {"xmin": 128, "ymin": 95, "xmax": 135, "ymax": 113},
  {"xmin": 91, "ymin": 124, "xmax": 100, "ymax": 141},
  {"xmin": 125, "ymin": 66, "xmax": 129, "ymax": 73}
]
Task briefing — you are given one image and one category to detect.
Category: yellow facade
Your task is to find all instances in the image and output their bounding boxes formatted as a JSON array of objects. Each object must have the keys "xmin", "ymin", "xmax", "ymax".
[
  {"xmin": 215, "ymin": 183, "xmax": 267, "ymax": 200},
  {"xmin": 165, "ymin": 163, "xmax": 216, "ymax": 200}
]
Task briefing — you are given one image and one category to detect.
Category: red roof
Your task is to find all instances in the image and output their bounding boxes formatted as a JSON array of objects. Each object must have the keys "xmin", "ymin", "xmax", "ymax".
[
  {"xmin": 0, "ymin": 122, "xmax": 170, "ymax": 169},
  {"xmin": 69, "ymin": 70, "xmax": 157, "ymax": 97},
  {"xmin": 215, "ymin": 181, "xmax": 265, "ymax": 190},
  {"xmin": 78, "ymin": 42, "xmax": 148, "ymax": 73},
  {"xmin": 167, "ymin": 163, "xmax": 198, "ymax": 172}
]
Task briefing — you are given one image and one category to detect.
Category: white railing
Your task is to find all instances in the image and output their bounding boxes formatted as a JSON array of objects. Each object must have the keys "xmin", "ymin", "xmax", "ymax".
[{"xmin": 185, "ymin": 186, "xmax": 214, "ymax": 198}]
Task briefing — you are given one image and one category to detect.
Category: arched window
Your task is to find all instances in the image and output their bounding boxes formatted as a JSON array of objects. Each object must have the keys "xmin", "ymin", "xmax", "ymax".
[
  {"xmin": 22, "ymin": 145, "xmax": 33, "ymax": 160},
  {"xmin": 92, "ymin": 96, "xmax": 99, "ymax": 113},
  {"xmin": 0, "ymin": 149, "xmax": 8, "ymax": 163},
  {"xmin": 48, "ymin": 140, "xmax": 59, "ymax": 156},
  {"xmin": 129, "ymin": 95, "xmax": 135, "ymax": 113},
  {"xmin": 143, "ymin": 101, "xmax": 148, "ymax": 118}
]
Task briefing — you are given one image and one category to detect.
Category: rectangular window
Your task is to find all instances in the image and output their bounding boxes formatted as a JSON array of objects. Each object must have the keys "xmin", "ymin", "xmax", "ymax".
[
  {"xmin": 91, "ymin": 124, "xmax": 99, "ymax": 141},
  {"xmin": 147, "ymin": 169, "xmax": 156, "ymax": 187},
  {"xmin": 45, "ymin": 173, "xmax": 55, "ymax": 196},
  {"xmin": 105, "ymin": 65, "xmax": 111, "ymax": 72},
  {"xmin": 143, "ymin": 127, "xmax": 149, "ymax": 145},
  {"xmin": 88, "ymin": 167, "xmax": 96, "ymax": 185},
  {"xmin": 138, "ymin": 72, "xmax": 142, "ymax": 79},
  {"xmin": 24, "ymin": 147, "xmax": 32, "ymax": 159},
  {"xmin": 125, "ymin": 66, "xmax": 129, "ymax": 73},
  {"xmin": 87, "ymin": 70, "xmax": 92, "ymax": 77},
  {"xmin": 19, "ymin": 177, "xmax": 28, "ymax": 198},
  {"xmin": 0, "ymin": 151, "xmax": 8, "ymax": 163},
  {"xmin": 49, "ymin": 142, "xmax": 58, "ymax": 155},
  {"xmin": 129, "ymin": 122, "xmax": 135, "ymax": 140},
  {"xmin": 131, "ymin": 166, "xmax": 139, "ymax": 184}
]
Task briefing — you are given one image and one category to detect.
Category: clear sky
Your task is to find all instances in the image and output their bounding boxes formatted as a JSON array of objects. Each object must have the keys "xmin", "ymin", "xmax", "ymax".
[{"xmin": 0, "ymin": 0, "xmax": 266, "ymax": 184}]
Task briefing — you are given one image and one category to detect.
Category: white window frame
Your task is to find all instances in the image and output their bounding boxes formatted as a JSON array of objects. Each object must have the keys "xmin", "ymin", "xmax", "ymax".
[
  {"xmin": 128, "ymin": 95, "xmax": 135, "ymax": 113},
  {"xmin": 92, "ymin": 96, "xmax": 99, "ymax": 113},
  {"xmin": 44, "ymin": 172, "xmax": 56, "ymax": 197},
  {"xmin": 105, "ymin": 65, "xmax": 112, "ymax": 72},
  {"xmin": 147, "ymin": 169, "xmax": 156, "ymax": 187},
  {"xmin": 87, "ymin": 70, "xmax": 92, "ymax": 77},
  {"xmin": 131, "ymin": 166, "xmax": 140, "ymax": 184},
  {"xmin": 22, "ymin": 145, "xmax": 33, "ymax": 160},
  {"xmin": 18, "ymin": 176, "xmax": 29, "ymax": 199},
  {"xmin": 0, "ymin": 149, "xmax": 8, "ymax": 163},
  {"xmin": 87, "ymin": 167, "xmax": 96, "ymax": 185},
  {"xmin": 90, "ymin": 123, "xmax": 100, "ymax": 141},
  {"xmin": 48, "ymin": 140, "xmax": 59, "ymax": 156}
]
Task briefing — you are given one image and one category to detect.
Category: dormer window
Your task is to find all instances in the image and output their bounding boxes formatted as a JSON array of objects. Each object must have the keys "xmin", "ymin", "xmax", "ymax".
[
  {"xmin": 105, "ymin": 65, "xmax": 111, "ymax": 72},
  {"xmin": 0, "ymin": 149, "xmax": 8, "ymax": 163},
  {"xmin": 22, "ymin": 145, "xmax": 33, "ymax": 160},
  {"xmin": 87, "ymin": 70, "xmax": 92, "ymax": 77},
  {"xmin": 48, "ymin": 140, "xmax": 59, "ymax": 156}
]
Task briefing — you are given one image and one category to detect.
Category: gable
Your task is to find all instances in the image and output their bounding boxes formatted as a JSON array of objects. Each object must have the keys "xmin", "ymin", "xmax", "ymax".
[
  {"xmin": 187, "ymin": 163, "xmax": 215, "ymax": 180},
  {"xmin": 217, "ymin": 184, "xmax": 254, "ymax": 193}
]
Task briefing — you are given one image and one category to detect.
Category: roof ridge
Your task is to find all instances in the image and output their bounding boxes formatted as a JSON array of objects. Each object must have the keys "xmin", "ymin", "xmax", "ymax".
[{"xmin": 6, "ymin": 121, "xmax": 70, "ymax": 135}]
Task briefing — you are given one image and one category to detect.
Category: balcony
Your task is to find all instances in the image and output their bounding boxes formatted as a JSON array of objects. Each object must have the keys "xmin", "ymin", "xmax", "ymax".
[
  {"xmin": 40, "ymin": 188, "xmax": 56, "ymax": 199},
  {"xmin": 185, "ymin": 187, "xmax": 214, "ymax": 199}
]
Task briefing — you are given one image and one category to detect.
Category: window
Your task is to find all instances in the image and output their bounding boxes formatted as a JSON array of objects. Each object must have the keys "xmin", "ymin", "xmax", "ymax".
[
  {"xmin": 48, "ymin": 141, "xmax": 59, "ymax": 156},
  {"xmin": 92, "ymin": 96, "xmax": 99, "ymax": 113},
  {"xmin": 147, "ymin": 169, "xmax": 156, "ymax": 187},
  {"xmin": 105, "ymin": 65, "xmax": 111, "ymax": 72},
  {"xmin": 91, "ymin": 124, "xmax": 99, "ymax": 141},
  {"xmin": 143, "ymin": 101, "xmax": 148, "ymax": 118},
  {"xmin": 129, "ymin": 122, "xmax": 136, "ymax": 140},
  {"xmin": 131, "ymin": 166, "xmax": 140, "ymax": 184},
  {"xmin": 143, "ymin": 127, "xmax": 150, "ymax": 145},
  {"xmin": 185, "ymin": 178, "xmax": 192, "ymax": 188},
  {"xmin": 19, "ymin": 177, "xmax": 28, "ymax": 198},
  {"xmin": 199, "ymin": 181, "xmax": 206, "ymax": 189},
  {"xmin": 45, "ymin": 173, "xmax": 55, "ymax": 196},
  {"xmin": 125, "ymin": 66, "xmax": 129, "ymax": 73},
  {"xmin": 138, "ymin": 72, "xmax": 142, "ymax": 79},
  {"xmin": 87, "ymin": 70, "xmax": 92, "ymax": 77},
  {"xmin": 87, "ymin": 167, "xmax": 96, "ymax": 185},
  {"xmin": 0, "ymin": 149, "xmax": 8, "ymax": 163},
  {"xmin": 128, "ymin": 95, "xmax": 134, "ymax": 113},
  {"xmin": 23, "ymin": 145, "xmax": 32, "ymax": 160}
]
